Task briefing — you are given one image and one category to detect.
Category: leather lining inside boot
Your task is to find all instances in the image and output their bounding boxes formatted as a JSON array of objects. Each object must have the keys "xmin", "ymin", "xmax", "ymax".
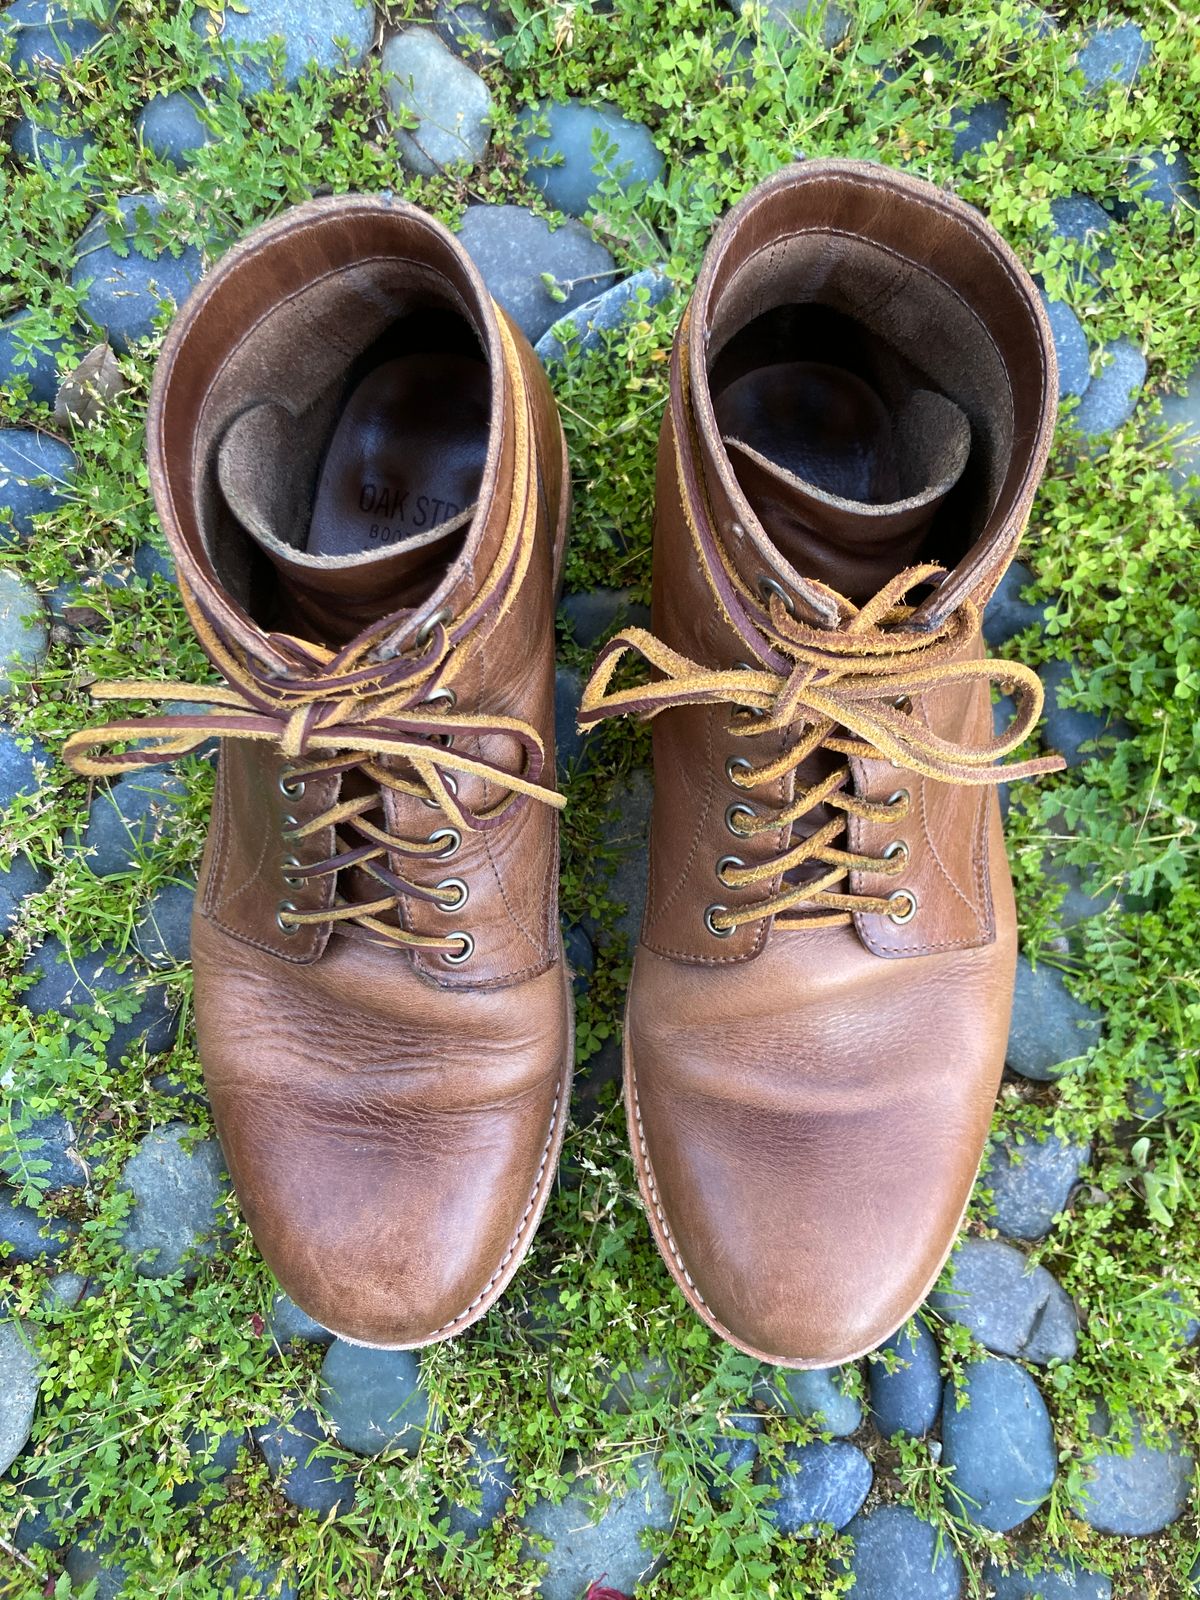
[
  {"xmin": 214, "ymin": 307, "xmax": 492, "ymax": 641},
  {"xmin": 711, "ymin": 306, "xmax": 972, "ymax": 603}
]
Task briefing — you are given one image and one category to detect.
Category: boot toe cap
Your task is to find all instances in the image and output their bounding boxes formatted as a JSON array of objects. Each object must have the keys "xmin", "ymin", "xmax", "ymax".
[
  {"xmin": 628, "ymin": 975, "xmax": 1000, "ymax": 1366},
  {"xmin": 220, "ymin": 1064, "xmax": 566, "ymax": 1347}
]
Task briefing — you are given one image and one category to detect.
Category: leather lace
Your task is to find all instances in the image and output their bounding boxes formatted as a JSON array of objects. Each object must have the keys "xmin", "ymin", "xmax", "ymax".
[
  {"xmin": 63, "ymin": 587, "xmax": 564, "ymax": 955},
  {"xmin": 62, "ymin": 314, "xmax": 564, "ymax": 958},
  {"xmin": 579, "ymin": 563, "xmax": 1064, "ymax": 932}
]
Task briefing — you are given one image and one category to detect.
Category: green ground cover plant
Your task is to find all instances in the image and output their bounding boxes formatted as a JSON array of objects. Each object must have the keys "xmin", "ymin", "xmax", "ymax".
[{"xmin": 0, "ymin": 0, "xmax": 1196, "ymax": 1594}]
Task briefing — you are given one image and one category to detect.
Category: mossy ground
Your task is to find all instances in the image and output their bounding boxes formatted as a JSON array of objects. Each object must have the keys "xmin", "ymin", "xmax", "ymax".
[{"xmin": 0, "ymin": 0, "xmax": 1197, "ymax": 1595}]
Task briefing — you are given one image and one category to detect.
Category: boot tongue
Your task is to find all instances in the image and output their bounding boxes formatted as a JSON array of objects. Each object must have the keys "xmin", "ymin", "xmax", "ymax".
[
  {"xmin": 718, "ymin": 363, "xmax": 971, "ymax": 605},
  {"xmin": 216, "ymin": 401, "xmax": 472, "ymax": 646}
]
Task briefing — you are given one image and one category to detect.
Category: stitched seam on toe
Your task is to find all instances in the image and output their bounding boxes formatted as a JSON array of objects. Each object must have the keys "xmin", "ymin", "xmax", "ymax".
[
  {"xmin": 630, "ymin": 1067, "xmax": 711, "ymax": 1310},
  {"xmin": 429, "ymin": 1081, "xmax": 561, "ymax": 1336}
]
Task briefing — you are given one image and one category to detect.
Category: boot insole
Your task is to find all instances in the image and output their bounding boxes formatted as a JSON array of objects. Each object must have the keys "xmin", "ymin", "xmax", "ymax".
[
  {"xmin": 308, "ymin": 351, "xmax": 490, "ymax": 558},
  {"xmin": 714, "ymin": 361, "xmax": 902, "ymax": 505}
]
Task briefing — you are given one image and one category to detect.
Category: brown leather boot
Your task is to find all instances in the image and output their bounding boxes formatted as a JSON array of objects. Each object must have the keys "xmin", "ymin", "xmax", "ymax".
[
  {"xmin": 65, "ymin": 197, "xmax": 573, "ymax": 1347},
  {"xmin": 581, "ymin": 160, "xmax": 1064, "ymax": 1367}
]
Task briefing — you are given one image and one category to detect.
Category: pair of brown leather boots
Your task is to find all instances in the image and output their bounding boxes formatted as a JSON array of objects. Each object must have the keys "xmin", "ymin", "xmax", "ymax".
[{"xmin": 65, "ymin": 159, "xmax": 1062, "ymax": 1368}]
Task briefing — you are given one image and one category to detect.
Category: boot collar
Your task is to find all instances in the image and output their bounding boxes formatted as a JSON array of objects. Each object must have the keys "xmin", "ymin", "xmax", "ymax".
[{"xmin": 677, "ymin": 159, "xmax": 1057, "ymax": 645}]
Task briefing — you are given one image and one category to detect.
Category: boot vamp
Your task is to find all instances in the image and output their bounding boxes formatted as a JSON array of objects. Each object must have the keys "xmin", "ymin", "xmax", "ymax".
[
  {"xmin": 193, "ymin": 911, "xmax": 569, "ymax": 1346},
  {"xmin": 627, "ymin": 918, "xmax": 1012, "ymax": 1366}
]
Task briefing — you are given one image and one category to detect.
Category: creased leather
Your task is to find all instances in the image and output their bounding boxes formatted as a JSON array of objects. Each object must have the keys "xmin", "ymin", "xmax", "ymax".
[
  {"xmin": 621, "ymin": 160, "xmax": 1057, "ymax": 1367},
  {"xmin": 142, "ymin": 196, "xmax": 573, "ymax": 1346}
]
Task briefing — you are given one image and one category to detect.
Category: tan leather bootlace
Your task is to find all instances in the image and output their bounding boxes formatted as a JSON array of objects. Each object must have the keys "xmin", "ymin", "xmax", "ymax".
[
  {"xmin": 64, "ymin": 316, "xmax": 564, "ymax": 960},
  {"xmin": 579, "ymin": 562, "xmax": 1064, "ymax": 931}
]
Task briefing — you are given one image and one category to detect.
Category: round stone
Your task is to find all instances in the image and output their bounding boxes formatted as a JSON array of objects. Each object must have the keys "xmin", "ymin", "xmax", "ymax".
[
  {"xmin": 0, "ymin": 570, "xmax": 48, "ymax": 696},
  {"xmin": 267, "ymin": 1290, "xmax": 334, "ymax": 1350},
  {"xmin": 698, "ymin": 1410, "xmax": 763, "ymax": 1500},
  {"xmin": 842, "ymin": 1504, "xmax": 965, "ymax": 1600},
  {"xmin": 599, "ymin": 1351, "xmax": 680, "ymax": 1414},
  {"xmin": 0, "ymin": 721, "xmax": 50, "ymax": 803},
  {"xmin": 63, "ymin": 1527, "xmax": 133, "ymax": 1598},
  {"xmin": 0, "ymin": 1318, "xmax": 40, "ymax": 1475},
  {"xmin": 929, "ymin": 1237, "xmax": 1078, "ymax": 1364},
  {"xmin": 0, "ymin": 430, "xmax": 76, "ymax": 545},
  {"xmin": 599, "ymin": 767, "xmax": 652, "ymax": 949},
  {"xmin": 759, "ymin": 1440, "xmax": 872, "ymax": 1535},
  {"xmin": 1, "ymin": 0, "xmax": 104, "ymax": 78},
  {"xmin": 455, "ymin": 205, "xmax": 616, "ymax": 344},
  {"xmin": 535, "ymin": 268, "xmax": 674, "ymax": 366},
  {"xmin": 171, "ymin": 1425, "xmax": 245, "ymax": 1508},
  {"xmin": 1121, "ymin": 148, "xmax": 1197, "ymax": 219},
  {"xmin": 134, "ymin": 879, "xmax": 196, "ymax": 966},
  {"xmin": 726, "ymin": 0, "xmax": 850, "ymax": 48},
  {"xmin": 133, "ymin": 541, "xmax": 175, "ymax": 584},
  {"xmin": 191, "ymin": 0, "xmax": 374, "ymax": 97},
  {"xmin": 559, "ymin": 586, "xmax": 649, "ymax": 648},
  {"xmin": 1075, "ymin": 22, "xmax": 1149, "ymax": 93},
  {"xmin": 0, "ymin": 1104, "xmax": 87, "ymax": 1190},
  {"xmin": 223, "ymin": 1554, "xmax": 299, "ymax": 1600},
  {"xmin": 519, "ymin": 1452, "xmax": 675, "ymax": 1600},
  {"xmin": 79, "ymin": 770, "xmax": 186, "ymax": 876},
  {"xmin": 951, "ymin": 98, "xmax": 1009, "ymax": 162},
  {"xmin": 117, "ymin": 1121, "xmax": 228, "ymax": 1279},
  {"xmin": 986, "ymin": 1129, "xmax": 1090, "ymax": 1240},
  {"xmin": 554, "ymin": 664, "xmax": 585, "ymax": 773},
  {"xmin": 0, "ymin": 854, "xmax": 46, "ymax": 933},
  {"xmin": 136, "ymin": 91, "xmax": 215, "ymax": 169},
  {"xmin": 432, "ymin": 0, "xmax": 506, "ymax": 59},
  {"xmin": 318, "ymin": 1341, "xmax": 432, "ymax": 1457},
  {"xmin": 252, "ymin": 1400, "xmax": 355, "ymax": 1517},
  {"xmin": 0, "ymin": 1191, "xmax": 74, "ymax": 1262},
  {"xmin": 11, "ymin": 97, "xmax": 96, "ymax": 181},
  {"xmin": 1008, "ymin": 953, "xmax": 1103, "ymax": 1080},
  {"xmin": 11, "ymin": 1465, "xmax": 84, "ymax": 1553},
  {"xmin": 868, "ymin": 1317, "xmax": 942, "ymax": 1439},
  {"xmin": 70, "ymin": 195, "xmax": 204, "ymax": 353},
  {"xmin": 1074, "ymin": 338, "xmax": 1146, "ymax": 439},
  {"xmin": 21, "ymin": 936, "xmax": 179, "ymax": 1064},
  {"xmin": 517, "ymin": 97, "xmax": 664, "ymax": 219},
  {"xmin": 982, "ymin": 561, "xmax": 1046, "ymax": 648},
  {"xmin": 441, "ymin": 1430, "xmax": 514, "ymax": 1538},
  {"xmin": 383, "ymin": 26, "xmax": 493, "ymax": 175},
  {"xmin": 983, "ymin": 1555, "xmax": 1112, "ymax": 1600},
  {"xmin": 1157, "ymin": 359, "xmax": 1200, "ymax": 500},
  {"xmin": 0, "ymin": 311, "xmax": 68, "ymax": 406},
  {"xmin": 1073, "ymin": 1405, "xmax": 1194, "ymax": 1535},
  {"xmin": 940, "ymin": 1357, "xmax": 1056, "ymax": 1532},
  {"xmin": 1037, "ymin": 292, "xmax": 1090, "ymax": 400},
  {"xmin": 753, "ymin": 1364, "xmax": 862, "ymax": 1436}
]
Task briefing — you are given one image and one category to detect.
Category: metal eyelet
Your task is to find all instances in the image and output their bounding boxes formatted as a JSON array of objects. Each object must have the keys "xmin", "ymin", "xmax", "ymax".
[
  {"xmin": 281, "ymin": 813, "xmax": 300, "ymax": 834},
  {"xmin": 276, "ymin": 901, "xmax": 300, "ymax": 935},
  {"xmin": 278, "ymin": 771, "xmax": 306, "ymax": 801},
  {"xmin": 413, "ymin": 606, "xmax": 452, "ymax": 649},
  {"xmin": 443, "ymin": 932, "xmax": 474, "ymax": 964},
  {"xmin": 732, "ymin": 662, "xmax": 766, "ymax": 719},
  {"xmin": 281, "ymin": 855, "xmax": 305, "ymax": 888},
  {"xmin": 726, "ymin": 755, "xmax": 753, "ymax": 786},
  {"xmin": 435, "ymin": 877, "xmax": 469, "ymax": 913},
  {"xmin": 886, "ymin": 889, "xmax": 918, "ymax": 924},
  {"xmin": 423, "ymin": 686, "xmax": 457, "ymax": 710},
  {"xmin": 883, "ymin": 840, "xmax": 910, "ymax": 867},
  {"xmin": 715, "ymin": 855, "xmax": 745, "ymax": 886},
  {"xmin": 726, "ymin": 802, "xmax": 756, "ymax": 836},
  {"xmin": 886, "ymin": 788, "xmax": 911, "ymax": 812},
  {"xmin": 704, "ymin": 904, "xmax": 734, "ymax": 938},
  {"xmin": 757, "ymin": 575, "xmax": 797, "ymax": 616},
  {"xmin": 429, "ymin": 827, "xmax": 461, "ymax": 859},
  {"xmin": 422, "ymin": 772, "xmax": 459, "ymax": 808},
  {"xmin": 893, "ymin": 695, "xmax": 913, "ymax": 714}
]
